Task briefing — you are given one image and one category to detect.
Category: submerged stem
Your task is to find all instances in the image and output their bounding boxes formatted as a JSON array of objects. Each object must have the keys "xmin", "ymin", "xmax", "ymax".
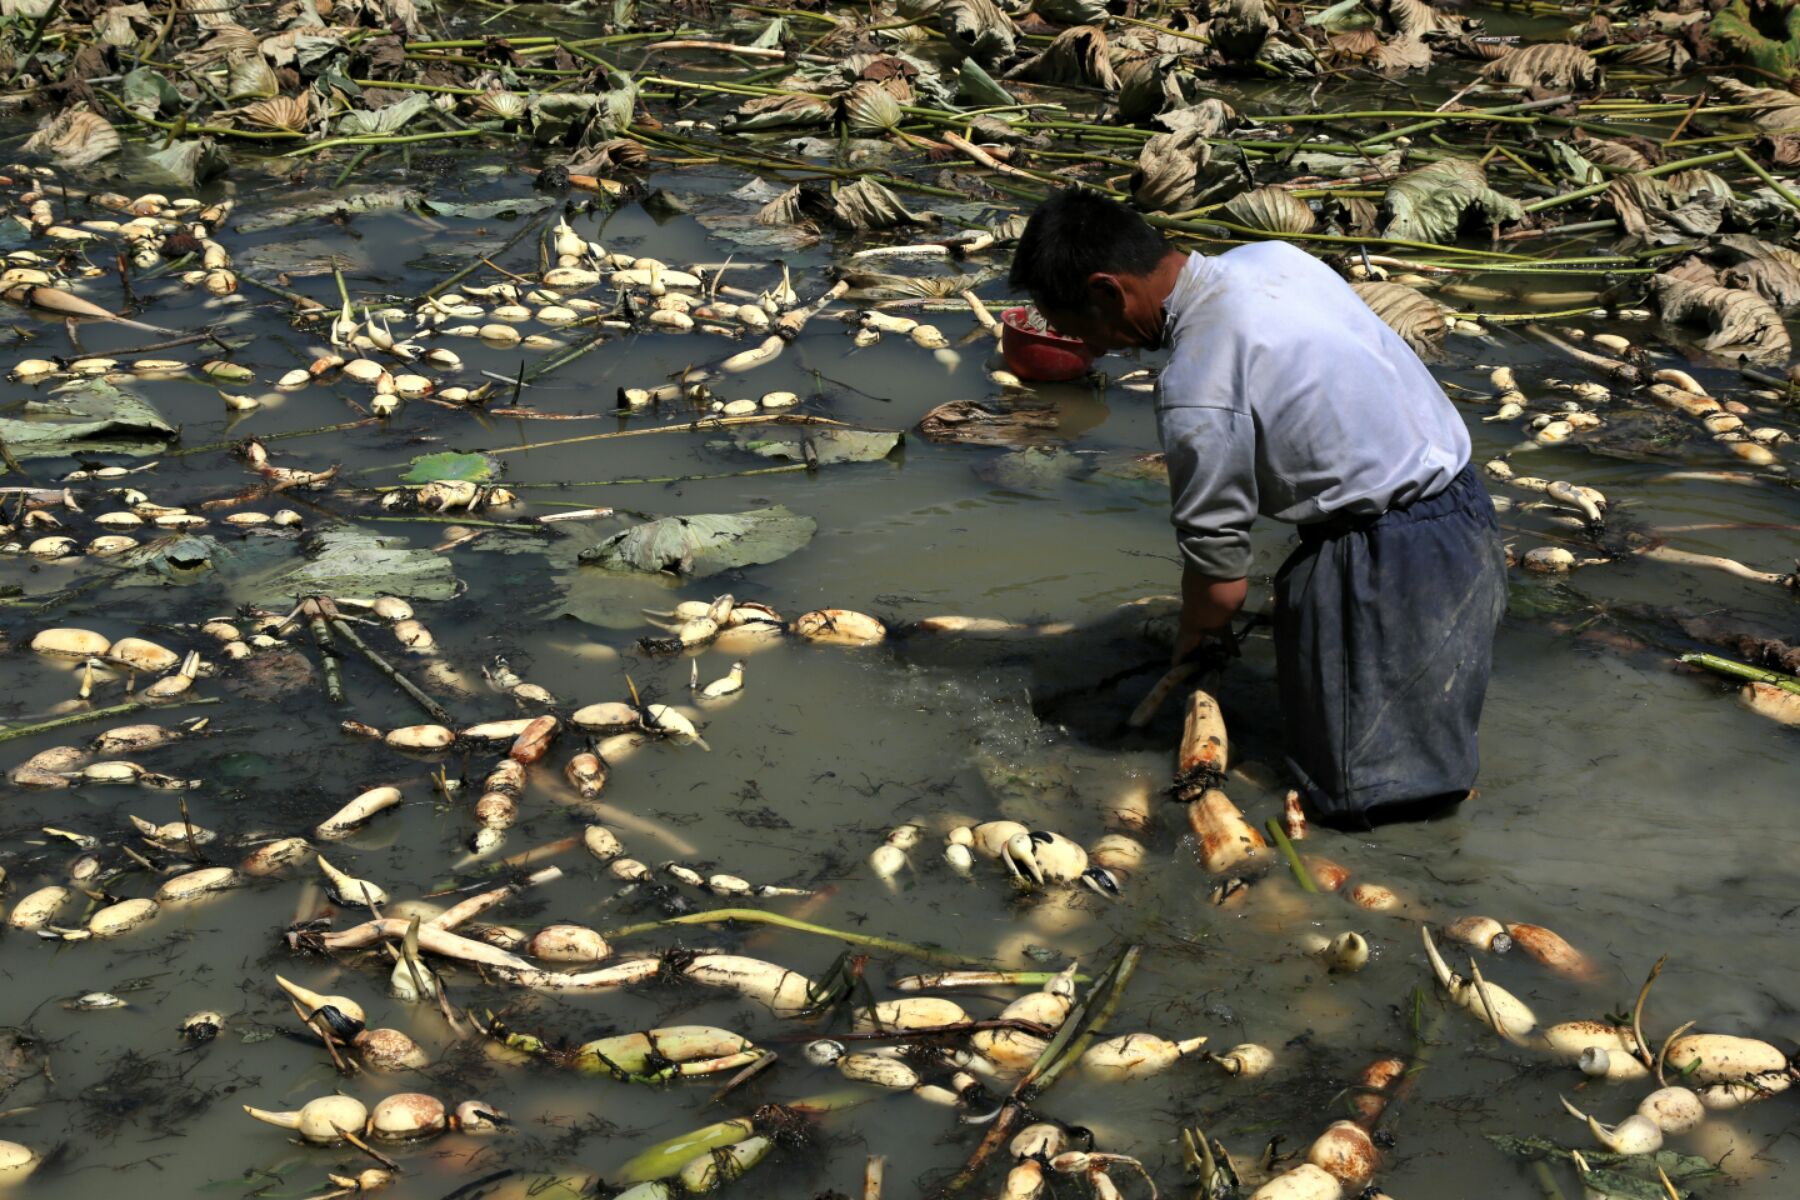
[{"xmin": 601, "ymin": 908, "xmax": 982, "ymax": 966}]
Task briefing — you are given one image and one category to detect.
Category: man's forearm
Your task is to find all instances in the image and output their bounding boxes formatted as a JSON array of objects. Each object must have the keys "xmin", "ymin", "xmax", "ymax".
[{"xmin": 1174, "ymin": 566, "xmax": 1247, "ymax": 661}]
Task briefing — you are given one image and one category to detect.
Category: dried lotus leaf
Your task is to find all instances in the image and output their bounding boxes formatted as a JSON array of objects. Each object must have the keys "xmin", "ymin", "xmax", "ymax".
[
  {"xmin": 225, "ymin": 50, "xmax": 279, "ymax": 99},
  {"xmin": 1572, "ymin": 135, "xmax": 1651, "ymax": 172},
  {"xmin": 727, "ymin": 91, "xmax": 835, "ymax": 132},
  {"xmin": 755, "ymin": 183, "xmax": 805, "ymax": 227},
  {"xmin": 1374, "ymin": 0, "xmax": 1460, "ymax": 39},
  {"xmin": 241, "ymin": 94, "xmax": 310, "ymax": 132},
  {"xmin": 934, "ymin": 0, "xmax": 1016, "ymax": 64},
  {"xmin": 1129, "ymin": 128, "xmax": 1250, "ymax": 214},
  {"xmin": 1648, "ymin": 274, "xmax": 1793, "ymax": 361},
  {"xmin": 1609, "ymin": 39, "xmax": 1690, "ymax": 72},
  {"xmin": 1004, "ymin": 25, "xmax": 1120, "ymax": 91},
  {"xmin": 830, "ymin": 177, "xmax": 931, "ymax": 230},
  {"xmin": 1211, "ymin": 0, "xmax": 1276, "ymax": 61},
  {"xmin": 1709, "ymin": 77, "xmax": 1800, "ymax": 133},
  {"xmin": 1722, "ymin": 257, "xmax": 1800, "ymax": 312},
  {"xmin": 1479, "ymin": 42, "xmax": 1600, "ymax": 90},
  {"xmin": 1352, "ymin": 280, "xmax": 1447, "ymax": 357},
  {"xmin": 1371, "ymin": 36, "xmax": 1433, "ymax": 74},
  {"xmin": 1381, "ymin": 157, "xmax": 1522, "ymax": 244},
  {"xmin": 842, "ymin": 81, "xmax": 903, "ymax": 134},
  {"xmin": 472, "ymin": 90, "xmax": 526, "ymax": 121},
  {"xmin": 1220, "ymin": 187, "xmax": 1316, "ymax": 234},
  {"xmin": 23, "ymin": 106, "xmax": 121, "ymax": 168}
]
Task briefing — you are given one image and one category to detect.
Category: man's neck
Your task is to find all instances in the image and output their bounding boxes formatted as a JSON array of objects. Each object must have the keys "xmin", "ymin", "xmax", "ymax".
[
  {"xmin": 1133, "ymin": 249, "xmax": 1190, "ymax": 348},
  {"xmin": 1149, "ymin": 249, "xmax": 1190, "ymax": 311}
]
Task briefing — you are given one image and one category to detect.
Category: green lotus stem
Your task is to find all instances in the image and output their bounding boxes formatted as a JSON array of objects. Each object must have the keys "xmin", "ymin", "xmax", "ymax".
[
  {"xmin": 0, "ymin": 696, "xmax": 220, "ymax": 745},
  {"xmin": 1680, "ymin": 652, "xmax": 1800, "ymax": 695},
  {"xmin": 937, "ymin": 947, "xmax": 1141, "ymax": 1198},
  {"xmin": 640, "ymin": 73, "xmax": 824, "ymax": 99},
  {"xmin": 1731, "ymin": 148, "xmax": 1800, "ymax": 214},
  {"xmin": 1660, "ymin": 132, "xmax": 1760, "ymax": 148},
  {"xmin": 355, "ymin": 514, "xmax": 555, "ymax": 532},
  {"xmin": 405, "ymin": 35, "xmax": 559, "ymax": 48},
  {"xmin": 1255, "ymin": 109, "xmax": 1542, "ymax": 124},
  {"xmin": 1265, "ymin": 819, "xmax": 1318, "ymax": 894},
  {"xmin": 417, "ymin": 208, "xmax": 556, "ymax": 303},
  {"xmin": 618, "ymin": 1091, "xmax": 870, "ymax": 1182},
  {"xmin": 1447, "ymin": 305, "xmax": 1611, "ymax": 323},
  {"xmin": 283, "ymin": 128, "xmax": 515, "ymax": 157},
  {"xmin": 110, "ymin": 107, "xmax": 306, "ymax": 139},
  {"xmin": 350, "ymin": 77, "xmax": 490, "ymax": 95},
  {"xmin": 491, "ymin": 414, "xmax": 850, "ymax": 456},
  {"xmin": 496, "ymin": 464, "xmax": 814, "ymax": 488},
  {"xmin": 5, "ymin": 0, "xmax": 63, "ymax": 86},
  {"xmin": 1149, "ymin": 215, "xmax": 1533, "ymax": 260},
  {"xmin": 332, "ymin": 145, "xmax": 380, "ymax": 189},
  {"xmin": 1521, "ymin": 149, "xmax": 1739, "ymax": 213},
  {"xmin": 601, "ymin": 908, "xmax": 984, "ymax": 966},
  {"xmin": 1033, "ymin": 944, "xmax": 1142, "ymax": 1091},
  {"xmin": 171, "ymin": 418, "xmax": 375, "ymax": 457}
]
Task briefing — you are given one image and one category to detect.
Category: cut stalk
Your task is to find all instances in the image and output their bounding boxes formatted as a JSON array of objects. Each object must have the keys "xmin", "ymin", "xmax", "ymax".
[
  {"xmin": 1680, "ymin": 653, "xmax": 1800, "ymax": 695},
  {"xmin": 600, "ymin": 908, "xmax": 981, "ymax": 966},
  {"xmin": 0, "ymin": 695, "xmax": 220, "ymax": 745},
  {"xmin": 1265, "ymin": 818, "xmax": 1319, "ymax": 894}
]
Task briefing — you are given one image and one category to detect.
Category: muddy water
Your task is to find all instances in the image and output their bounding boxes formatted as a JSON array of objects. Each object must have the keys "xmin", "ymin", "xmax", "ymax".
[{"xmin": 0, "ymin": 162, "xmax": 1797, "ymax": 1200}]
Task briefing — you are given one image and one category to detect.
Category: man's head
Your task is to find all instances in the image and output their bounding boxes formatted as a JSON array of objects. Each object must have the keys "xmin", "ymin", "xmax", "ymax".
[{"xmin": 1008, "ymin": 189, "xmax": 1185, "ymax": 354}]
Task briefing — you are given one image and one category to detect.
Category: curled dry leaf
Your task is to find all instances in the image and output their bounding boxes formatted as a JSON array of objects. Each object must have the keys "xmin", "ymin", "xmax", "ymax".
[
  {"xmin": 830, "ymin": 177, "xmax": 932, "ymax": 229},
  {"xmin": 842, "ymin": 81, "xmax": 903, "ymax": 134},
  {"xmin": 1648, "ymin": 274, "xmax": 1793, "ymax": 362},
  {"xmin": 1005, "ymin": 26, "xmax": 1120, "ymax": 91},
  {"xmin": 1373, "ymin": 0, "xmax": 1462, "ymax": 38},
  {"xmin": 225, "ymin": 50, "xmax": 279, "ymax": 99},
  {"xmin": 1152, "ymin": 97, "xmax": 1238, "ymax": 138},
  {"xmin": 241, "ymin": 94, "xmax": 311, "ymax": 132},
  {"xmin": 1381, "ymin": 157, "xmax": 1523, "ymax": 244},
  {"xmin": 1706, "ymin": 234, "xmax": 1800, "ymax": 311},
  {"xmin": 1130, "ymin": 128, "xmax": 1250, "ymax": 214},
  {"xmin": 1708, "ymin": 77, "xmax": 1800, "ymax": 133},
  {"xmin": 934, "ymin": 0, "xmax": 1017, "ymax": 64},
  {"xmin": 1479, "ymin": 42, "xmax": 1601, "ymax": 91},
  {"xmin": 1221, "ymin": 186, "xmax": 1316, "ymax": 234},
  {"xmin": 24, "ymin": 106, "xmax": 121, "ymax": 168},
  {"xmin": 1352, "ymin": 280, "xmax": 1448, "ymax": 357},
  {"xmin": 472, "ymin": 90, "xmax": 528, "ymax": 122},
  {"xmin": 1605, "ymin": 173, "xmax": 1724, "ymax": 245},
  {"xmin": 1210, "ymin": 0, "xmax": 1277, "ymax": 61},
  {"xmin": 917, "ymin": 399, "xmax": 1061, "ymax": 447},
  {"xmin": 727, "ymin": 91, "xmax": 835, "ymax": 132}
]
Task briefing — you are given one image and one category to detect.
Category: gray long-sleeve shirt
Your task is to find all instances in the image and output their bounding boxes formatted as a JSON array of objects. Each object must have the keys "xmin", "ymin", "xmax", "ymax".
[{"xmin": 1156, "ymin": 242, "xmax": 1470, "ymax": 579}]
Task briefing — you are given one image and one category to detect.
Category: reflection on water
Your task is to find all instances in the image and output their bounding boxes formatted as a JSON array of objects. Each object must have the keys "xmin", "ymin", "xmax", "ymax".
[{"xmin": 0, "ymin": 163, "xmax": 1795, "ymax": 1200}]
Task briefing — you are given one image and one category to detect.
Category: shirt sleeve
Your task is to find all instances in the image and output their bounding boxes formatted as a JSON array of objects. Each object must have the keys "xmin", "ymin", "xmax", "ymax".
[{"xmin": 1158, "ymin": 404, "xmax": 1258, "ymax": 579}]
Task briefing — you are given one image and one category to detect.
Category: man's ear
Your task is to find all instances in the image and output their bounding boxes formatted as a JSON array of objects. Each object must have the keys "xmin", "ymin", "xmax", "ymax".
[{"xmin": 1084, "ymin": 272, "xmax": 1127, "ymax": 313}]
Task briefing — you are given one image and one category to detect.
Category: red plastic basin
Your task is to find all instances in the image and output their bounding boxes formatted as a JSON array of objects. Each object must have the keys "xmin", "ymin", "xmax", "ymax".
[{"xmin": 1001, "ymin": 306, "xmax": 1097, "ymax": 382}]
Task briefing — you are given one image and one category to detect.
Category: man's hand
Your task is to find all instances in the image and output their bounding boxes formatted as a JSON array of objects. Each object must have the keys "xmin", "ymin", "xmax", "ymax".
[{"xmin": 1173, "ymin": 567, "xmax": 1248, "ymax": 666}]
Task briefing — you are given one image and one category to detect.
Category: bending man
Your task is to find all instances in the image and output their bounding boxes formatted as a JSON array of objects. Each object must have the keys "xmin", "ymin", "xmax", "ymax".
[{"xmin": 1009, "ymin": 189, "xmax": 1508, "ymax": 829}]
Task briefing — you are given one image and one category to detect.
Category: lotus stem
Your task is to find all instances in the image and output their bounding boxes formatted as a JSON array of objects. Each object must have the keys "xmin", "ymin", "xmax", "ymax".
[
  {"xmin": 172, "ymin": 419, "xmax": 376, "ymax": 458},
  {"xmin": 417, "ymin": 209, "xmax": 556, "ymax": 303},
  {"xmin": 327, "ymin": 618, "xmax": 454, "ymax": 725},
  {"xmin": 1521, "ymin": 150, "xmax": 1739, "ymax": 213},
  {"xmin": 488, "ymin": 413, "xmax": 850, "ymax": 457},
  {"xmin": 600, "ymin": 908, "xmax": 980, "ymax": 966},
  {"xmin": 0, "ymin": 696, "xmax": 219, "ymax": 745},
  {"xmin": 1680, "ymin": 653, "xmax": 1800, "ymax": 695},
  {"xmin": 1265, "ymin": 819, "xmax": 1319, "ymax": 894},
  {"xmin": 1632, "ymin": 954, "xmax": 1668, "ymax": 1071},
  {"xmin": 618, "ymin": 1091, "xmax": 868, "ymax": 1182},
  {"xmin": 1730, "ymin": 148, "xmax": 1800, "ymax": 214}
]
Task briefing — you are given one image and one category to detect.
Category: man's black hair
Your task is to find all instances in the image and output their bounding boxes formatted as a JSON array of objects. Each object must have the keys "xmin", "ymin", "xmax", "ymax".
[{"xmin": 1007, "ymin": 188, "xmax": 1173, "ymax": 312}]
